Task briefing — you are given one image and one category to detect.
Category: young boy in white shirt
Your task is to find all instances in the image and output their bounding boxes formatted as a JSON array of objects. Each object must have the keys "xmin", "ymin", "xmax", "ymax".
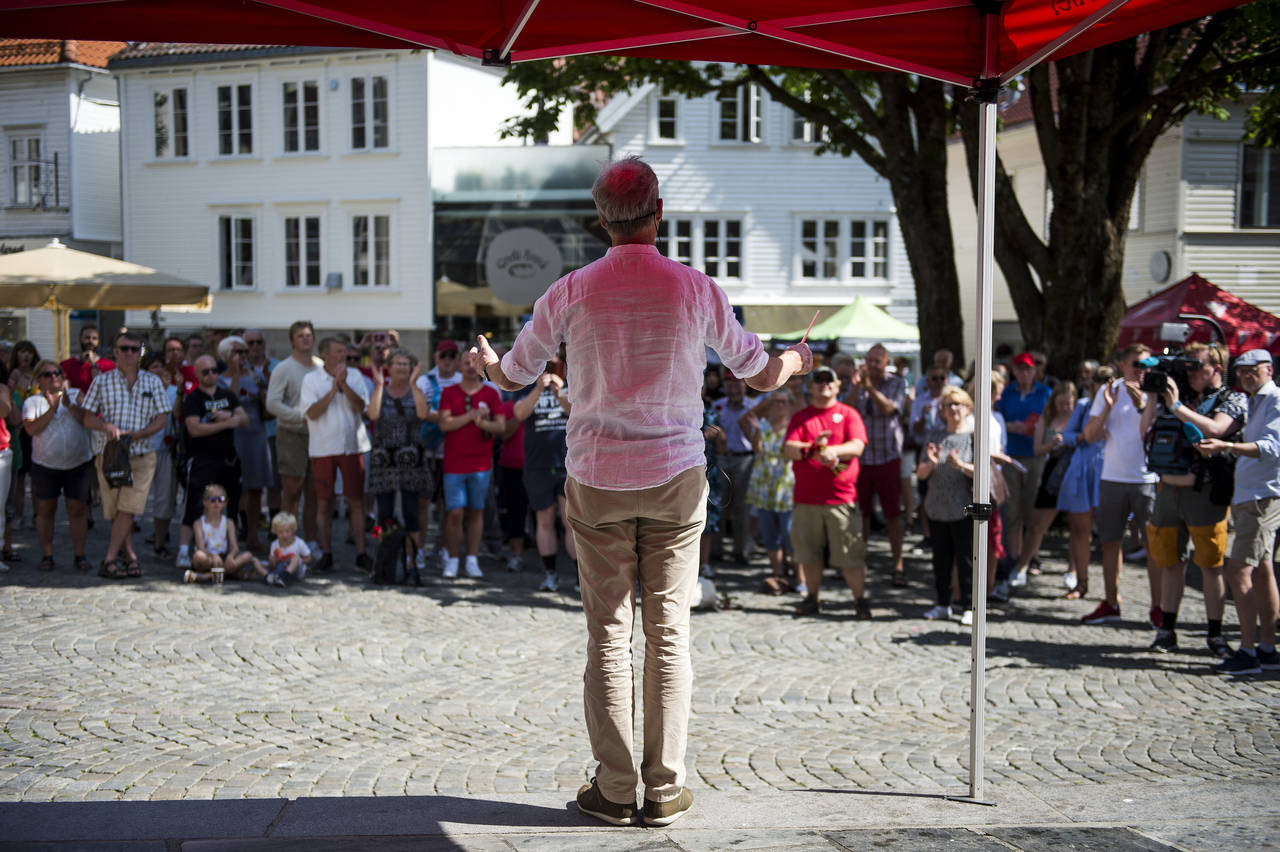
[{"xmin": 267, "ymin": 511, "xmax": 312, "ymax": 587}]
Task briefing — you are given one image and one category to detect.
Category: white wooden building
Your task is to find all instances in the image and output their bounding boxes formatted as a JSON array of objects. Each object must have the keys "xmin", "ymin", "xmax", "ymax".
[
  {"xmin": 946, "ymin": 95, "xmax": 1280, "ymax": 357},
  {"xmin": 112, "ymin": 44, "xmax": 571, "ymax": 351},
  {"xmin": 587, "ymin": 82, "xmax": 917, "ymax": 338},
  {"xmin": 0, "ymin": 39, "xmax": 125, "ymax": 353}
]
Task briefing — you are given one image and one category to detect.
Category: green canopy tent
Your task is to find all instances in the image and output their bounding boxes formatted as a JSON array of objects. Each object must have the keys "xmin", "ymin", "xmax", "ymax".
[{"xmin": 767, "ymin": 297, "xmax": 920, "ymax": 356}]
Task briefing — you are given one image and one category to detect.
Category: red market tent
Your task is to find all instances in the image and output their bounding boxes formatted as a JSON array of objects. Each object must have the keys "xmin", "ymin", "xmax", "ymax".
[
  {"xmin": 1118, "ymin": 274, "xmax": 1280, "ymax": 358},
  {"xmin": 3, "ymin": 0, "xmax": 1254, "ymax": 803}
]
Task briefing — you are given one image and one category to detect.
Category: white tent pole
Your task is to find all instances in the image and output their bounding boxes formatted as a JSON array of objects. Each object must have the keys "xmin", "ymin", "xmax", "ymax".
[{"xmin": 967, "ymin": 89, "xmax": 997, "ymax": 805}]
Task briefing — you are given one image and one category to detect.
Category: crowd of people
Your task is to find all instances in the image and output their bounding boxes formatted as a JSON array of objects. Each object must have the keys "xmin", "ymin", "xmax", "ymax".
[{"xmin": 0, "ymin": 319, "xmax": 1276, "ymax": 672}]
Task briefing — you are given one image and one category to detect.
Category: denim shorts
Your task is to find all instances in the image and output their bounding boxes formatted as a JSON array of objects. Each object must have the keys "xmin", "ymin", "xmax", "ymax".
[{"xmin": 444, "ymin": 469, "xmax": 492, "ymax": 511}]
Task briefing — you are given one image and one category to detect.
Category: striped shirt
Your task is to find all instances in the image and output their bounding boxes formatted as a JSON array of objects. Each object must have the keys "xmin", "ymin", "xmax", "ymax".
[{"xmin": 82, "ymin": 368, "xmax": 169, "ymax": 456}]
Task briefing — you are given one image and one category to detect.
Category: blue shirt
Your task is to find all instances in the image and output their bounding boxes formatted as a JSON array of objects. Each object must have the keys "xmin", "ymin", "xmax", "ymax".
[
  {"xmin": 1234, "ymin": 380, "xmax": 1280, "ymax": 502},
  {"xmin": 996, "ymin": 380, "xmax": 1051, "ymax": 457}
]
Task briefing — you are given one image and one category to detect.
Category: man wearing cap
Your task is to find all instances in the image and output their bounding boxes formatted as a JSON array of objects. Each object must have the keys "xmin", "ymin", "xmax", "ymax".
[
  {"xmin": 712, "ymin": 370, "xmax": 755, "ymax": 564},
  {"xmin": 785, "ymin": 365, "xmax": 869, "ymax": 618},
  {"xmin": 466, "ymin": 156, "xmax": 811, "ymax": 828},
  {"xmin": 996, "ymin": 352, "xmax": 1052, "ymax": 582},
  {"xmin": 1080, "ymin": 343, "xmax": 1160, "ymax": 625},
  {"xmin": 1197, "ymin": 348, "xmax": 1280, "ymax": 674},
  {"xmin": 852, "ymin": 343, "xmax": 908, "ymax": 586}
]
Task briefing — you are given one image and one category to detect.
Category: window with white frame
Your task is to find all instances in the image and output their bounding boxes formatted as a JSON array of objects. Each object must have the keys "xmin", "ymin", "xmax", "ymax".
[
  {"xmin": 216, "ymin": 84, "xmax": 253, "ymax": 155},
  {"xmin": 351, "ymin": 75, "xmax": 389, "ymax": 150},
  {"xmin": 282, "ymin": 81, "xmax": 320, "ymax": 153},
  {"xmin": 1240, "ymin": 145, "xmax": 1279, "ymax": 229},
  {"xmin": 798, "ymin": 217, "xmax": 890, "ymax": 281},
  {"xmin": 655, "ymin": 96, "xmax": 679, "ymax": 141},
  {"xmin": 218, "ymin": 215, "xmax": 255, "ymax": 290},
  {"xmin": 716, "ymin": 85, "xmax": 762, "ymax": 143},
  {"xmin": 352, "ymin": 214, "xmax": 391, "ymax": 286},
  {"xmin": 153, "ymin": 88, "xmax": 189, "ymax": 158},
  {"xmin": 284, "ymin": 216, "xmax": 322, "ymax": 287},
  {"xmin": 7, "ymin": 134, "xmax": 43, "ymax": 206},
  {"xmin": 656, "ymin": 216, "xmax": 743, "ymax": 279},
  {"xmin": 792, "ymin": 110, "xmax": 830, "ymax": 144}
]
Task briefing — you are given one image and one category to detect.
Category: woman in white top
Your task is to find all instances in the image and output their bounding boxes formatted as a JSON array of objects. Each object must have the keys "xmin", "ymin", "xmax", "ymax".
[{"xmin": 21, "ymin": 360, "xmax": 94, "ymax": 572}]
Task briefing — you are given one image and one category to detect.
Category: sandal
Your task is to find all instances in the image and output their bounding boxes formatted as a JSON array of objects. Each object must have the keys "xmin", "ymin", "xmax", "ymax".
[
  {"xmin": 154, "ymin": 545, "xmax": 171, "ymax": 559},
  {"xmin": 98, "ymin": 559, "xmax": 129, "ymax": 580},
  {"xmin": 891, "ymin": 570, "xmax": 908, "ymax": 588},
  {"xmin": 1063, "ymin": 585, "xmax": 1088, "ymax": 600},
  {"xmin": 124, "ymin": 556, "xmax": 142, "ymax": 578},
  {"xmin": 38, "ymin": 555, "xmax": 55, "ymax": 572},
  {"xmin": 74, "ymin": 556, "xmax": 93, "ymax": 573},
  {"xmin": 1, "ymin": 548, "xmax": 21, "ymax": 563},
  {"xmin": 183, "ymin": 569, "xmax": 198, "ymax": 584}
]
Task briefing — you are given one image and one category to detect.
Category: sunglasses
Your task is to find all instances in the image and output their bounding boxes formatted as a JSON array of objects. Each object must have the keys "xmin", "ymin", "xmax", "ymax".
[
  {"xmin": 1129, "ymin": 361, "xmax": 1146, "ymax": 368},
  {"xmin": 346, "ymin": 356, "xmax": 360, "ymax": 363},
  {"xmin": 40, "ymin": 369, "xmax": 63, "ymax": 378},
  {"xmin": 438, "ymin": 351, "xmax": 458, "ymax": 359},
  {"xmin": 247, "ymin": 339, "xmax": 265, "ymax": 345},
  {"xmin": 204, "ymin": 495, "xmax": 227, "ymax": 503},
  {"xmin": 199, "ymin": 368, "xmax": 217, "ymax": 376},
  {"xmin": 117, "ymin": 344, "xmax": 142, "ymax": 353}
]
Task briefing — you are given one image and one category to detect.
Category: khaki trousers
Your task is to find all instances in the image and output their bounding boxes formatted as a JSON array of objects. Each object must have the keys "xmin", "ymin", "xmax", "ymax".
[{"xmin": 565, "ymin": 465, "xmax": 708, "ymax": 805}]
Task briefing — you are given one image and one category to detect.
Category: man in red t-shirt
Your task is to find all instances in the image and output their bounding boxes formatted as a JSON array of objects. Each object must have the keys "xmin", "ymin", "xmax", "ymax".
[
  {"xmin": 784, "ymin": 365, "xmax": 870, "ymax": 618},
  {"xmin": 59, "ymin": 325, "xmax": 115, "ymax": 393},
  {"xmin": 438, "ymin": 357, "xmax": 505, "ymax": 579}
]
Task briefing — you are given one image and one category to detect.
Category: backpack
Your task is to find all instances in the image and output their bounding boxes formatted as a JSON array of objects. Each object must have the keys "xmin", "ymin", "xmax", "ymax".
[
  {"xmin": 371, "ymin": 520, "xmax": 417, "ymax": 585},
  {"xmin": 1145, "ymin": 414, "xmax": 1203, "ymax": 476}
]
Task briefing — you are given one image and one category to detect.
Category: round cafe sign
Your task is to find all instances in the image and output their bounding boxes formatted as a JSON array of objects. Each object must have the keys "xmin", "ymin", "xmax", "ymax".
[{"xmin": 484, "ymin": 228, "xmax": 563, "ymax": 305}]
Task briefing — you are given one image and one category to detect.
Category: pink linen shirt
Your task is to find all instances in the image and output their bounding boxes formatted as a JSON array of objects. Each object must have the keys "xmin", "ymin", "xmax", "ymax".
[{"xmin": 501, "ymin": 243, "xmax": 768, "ymax": 490}]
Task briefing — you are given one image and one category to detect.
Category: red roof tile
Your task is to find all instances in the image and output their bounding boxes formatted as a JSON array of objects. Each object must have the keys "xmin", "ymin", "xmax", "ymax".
[{"xmin": 0, "ymin": 39, "xmax": 126, "ymax": 69}]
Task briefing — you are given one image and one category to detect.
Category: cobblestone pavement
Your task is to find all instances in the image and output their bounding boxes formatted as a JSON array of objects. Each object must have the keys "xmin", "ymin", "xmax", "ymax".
[{"xmin": 1, "ymin": 505, "xmax": 1278, "ymax": 807}]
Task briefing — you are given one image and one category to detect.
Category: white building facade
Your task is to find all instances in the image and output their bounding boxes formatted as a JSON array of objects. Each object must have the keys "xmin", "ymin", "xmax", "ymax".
[
  {"xmin": 589, "ymin": 82, "xmax": 917, "ymax": 337},
  {"xmin": 0, "ymin": 39, "xmax": 124, "ymax": 353},
  {"xmin": 113, "ymin": 44, "xmax": 571, "ymax": 350}
]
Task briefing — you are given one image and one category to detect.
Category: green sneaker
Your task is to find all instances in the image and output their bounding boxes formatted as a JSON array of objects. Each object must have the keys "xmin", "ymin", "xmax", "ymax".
[
  {"xmin": 576, "ymin": 779, "xmax": 639, "ymax": 826},
  {"xmin": 643, "ymin": 787, "xmax": 693, "ymax": 826}
]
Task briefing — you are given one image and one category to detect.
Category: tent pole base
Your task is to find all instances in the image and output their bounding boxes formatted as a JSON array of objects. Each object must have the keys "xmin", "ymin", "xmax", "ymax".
[{"xmin": 944, "ymin": 794, "xmax": 998, "ymax": 807}]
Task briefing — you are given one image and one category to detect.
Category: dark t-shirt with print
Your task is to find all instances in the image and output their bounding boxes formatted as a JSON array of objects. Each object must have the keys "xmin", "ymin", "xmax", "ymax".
[
  {"xmin": 183, "ymin": 386, "xmax": 241, "ymax": 462},
  {"xmin": 521, "ymin": 385, "xmax": 569, "ymax": 471}
]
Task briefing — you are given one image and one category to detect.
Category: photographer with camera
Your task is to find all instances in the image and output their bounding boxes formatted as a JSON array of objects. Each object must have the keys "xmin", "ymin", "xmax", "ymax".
[
  {"xmin": 1139, "ymin": 342, "xmax": 1246, "ymax": 656},
  {"xmin": 1197, "ymin": 349, "xmax": 1280, "ymax": 675}
]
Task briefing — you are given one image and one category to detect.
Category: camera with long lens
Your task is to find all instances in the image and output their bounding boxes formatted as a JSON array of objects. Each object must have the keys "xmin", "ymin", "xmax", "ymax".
[{"xmin": 1139, "ymin": 352, "xmax": 1198, "ymax": 398}]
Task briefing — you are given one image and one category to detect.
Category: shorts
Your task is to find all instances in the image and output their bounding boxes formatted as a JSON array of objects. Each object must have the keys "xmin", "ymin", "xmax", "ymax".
[
  {"xmin": 95, "ymin": 451, "xmax": 158, "ymax": 520},
  {"xmin": 791, "ymin": 502, "xmax": 865, "ymax": 569},
  {"xmin": 444, "ymin": 469, "xmax": 492, "ymax": 511},
  {"xmin": 1001, "ymin": 455, "xmax": 1047, "ymax": 531},
  {"xmin": 312, "ymin": 454, "xmax": 365, "ymax": 501},
  {"xmin": 1228, "ymin": 497, "xmax": 1280, "ymax": 566},
  {"xmin": 1096, "ymin": 479, "xmax": 1156, "ymax": 544},
  {"xmin": 524, "ymin": 466, "xmax": 567, "ymax": 513},
  {"xmin": 1147, "ymin": 481, "xmax": 1229, "ymax": 570},
  {"xmin": 856, "ymin": 459, "xmax": 903, "ymax": 519},
  {"xmin": 276, "ymin": 429, "xmax": 311, "ymax": 480},
  {"xmin": 32, "ymin": 460, "xmax": 94, "ymax": 503}
]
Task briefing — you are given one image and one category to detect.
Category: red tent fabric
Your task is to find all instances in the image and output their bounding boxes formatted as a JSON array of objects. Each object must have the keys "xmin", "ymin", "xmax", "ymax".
[
  {"xmin": 1118, "ymin": 274, "xmax": 1280, "ymax": 358},
  {"xmin": 0, "ymin": 0, "xmax": 1248, "ymax": 86}
]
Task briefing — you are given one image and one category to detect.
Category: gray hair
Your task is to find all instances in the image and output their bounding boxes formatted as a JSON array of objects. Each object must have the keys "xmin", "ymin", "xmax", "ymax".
[
  {"xmin": 592, "ymin": 155, "xmax": 659, "ymax": 236},
  {"xmin": 386, "ymin": 347, "xmax": 419, "ymax": 370},
  {"xmin": 318, "ymin": 336, "xmax": 345, "ymax": 356},
  {"xmin": 217, "ymin": 335, "xmax": 246, "ymax": 362}
]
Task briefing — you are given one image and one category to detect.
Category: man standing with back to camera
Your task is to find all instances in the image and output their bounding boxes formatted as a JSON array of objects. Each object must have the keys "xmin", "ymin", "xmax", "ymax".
[{"xmin": 468, "ymin": 156, "xmax": 811, "ymax": 827}]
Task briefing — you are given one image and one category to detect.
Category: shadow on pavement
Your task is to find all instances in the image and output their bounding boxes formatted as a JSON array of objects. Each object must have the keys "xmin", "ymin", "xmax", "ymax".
[{"xmin": 0, "ymin": 793, "xmax": 587, "ymax": 848}]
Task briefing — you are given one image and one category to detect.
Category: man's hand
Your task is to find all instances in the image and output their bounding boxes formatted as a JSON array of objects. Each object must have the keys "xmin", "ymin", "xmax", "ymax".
[
  {"xmin": 535, "ymin": 372, "xmax": 554, "ymax": 391},
  {"xmin": 467, "ymin": 335, "xmax": 500, "ymax": 374},
  {"xmin": 818, "ymin": 444, "xmax": 840, "ymax": 467},
  {"xmin": 785, "ymin": 342, "xmax": 813, "ymax": 374},
  {"xmin": 1122, "ymin": 379, "xmax": 1144, "ymax": 409},
  {"xmin": 210, "ymin": 409, "xmax": 232, "ymax": 422},
  {"xmin": 1196, "ymin": 437, "xmax": 1231, "ymax": 456},
  {"xmin": 1160, "ymin": 375, "xmax": 1180, "ymax": 410},
  {"xmin": 370, "ymin": 363, "xmax": 385, "ymax": 386},
  {"xmin": 334, "ymin": 368, "xmax": 348, "ymax": 391},
  {"xmin": 105, "ymin": 423, "xmax": 121, "ymax": 441}
]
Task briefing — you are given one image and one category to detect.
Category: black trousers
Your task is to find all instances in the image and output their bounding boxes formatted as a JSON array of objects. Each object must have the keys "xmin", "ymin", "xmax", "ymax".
[
  {"xmin": 929, "ymin": 515, "xmax": 974, "ymax": 608},
  {"xmin": 183, "ymin": 457, "xmax": 242, "ymax": 527}
]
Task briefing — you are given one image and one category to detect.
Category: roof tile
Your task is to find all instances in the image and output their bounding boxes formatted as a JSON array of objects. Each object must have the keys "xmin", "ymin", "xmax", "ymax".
[{"xmin": 0, "ymin": 39, "xmax": 126, "ymax": 69}]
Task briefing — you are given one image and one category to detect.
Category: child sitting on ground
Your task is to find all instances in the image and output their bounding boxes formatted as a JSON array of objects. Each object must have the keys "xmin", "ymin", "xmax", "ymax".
[
  {"xmin": 184, "ymin": 483, "xmax": 265, "ymax": 584},
  {"xmin": 267, "ymin": 511, "xmax": 311, "ymax": 587}
]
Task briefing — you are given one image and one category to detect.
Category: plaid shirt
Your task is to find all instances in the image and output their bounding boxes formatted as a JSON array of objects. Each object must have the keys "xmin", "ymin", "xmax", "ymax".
[
  {"xmin": 852, "ymin": 372, "xmax": 906, "ymax": 465},
  {"xmin": 82, "ymin": 368, "xmax": 169, "ymax": 456}
]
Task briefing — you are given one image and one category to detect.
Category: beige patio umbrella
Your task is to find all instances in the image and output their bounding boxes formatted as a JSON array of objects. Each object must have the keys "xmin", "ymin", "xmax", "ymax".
[
  {"xmin": 435, "ymin": 278, "xmax": 529, "ymax": 318},
  {"xmin": 0, "ymin": 239, "xmax": 211, "ymax": 359}
]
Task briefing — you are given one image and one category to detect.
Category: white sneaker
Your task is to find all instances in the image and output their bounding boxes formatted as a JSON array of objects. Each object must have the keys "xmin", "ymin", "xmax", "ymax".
[
  {"xmin": 538, "ymin": 572, "xmax": 559, "ymax": 592},
  {"xmin": 1010, "ymin": 568, "xmax": 1028, "ymax": 588},
  {"xmin": 442, "ymin": 557, "xmax": 459, "ymax": 579},
  {"xmin": 415, "ymin": 549, "xmax": 426, "ymax": 571},
  {"xmin": 699, "ymin": 563, "xmax": 715, "ymax": 578},
  {"xmin": 308, "ymin": 540, "xmax": 323, "ymax": 560},
  {"xmin": 961, "ymin": 609, "xmax": 974, "ymax": 626},
  {"xmin": 923, "ymin": 604, "xmax": 952, "ymax": 620},
  {"xmin": 176, "ymin": 549, "xmax": 192, "ymax": 569},
  {"xmin": 1063, "ymin": 571, "xmax": 1078, "ymax": 591},
  {"xmin": 991, "ymin": 580, "xmax": 1011, "ymax": 602},
  {"xmin": 506, "ymin": 554, "xmax": 523, "ymax": 573},
  {"xmin": 464, "ymin": 556, "xmax": 483, "ymax": 579}
]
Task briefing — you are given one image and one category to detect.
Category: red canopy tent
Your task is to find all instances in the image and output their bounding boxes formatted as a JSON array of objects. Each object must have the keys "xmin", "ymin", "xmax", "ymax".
[
  {"xmin": 1118, "ymin": 274, "xmax": 1280, "ymax": 358},
  {"xmin": 2, "ymin": 0, "xmax": 1254, "ymax": 803}
]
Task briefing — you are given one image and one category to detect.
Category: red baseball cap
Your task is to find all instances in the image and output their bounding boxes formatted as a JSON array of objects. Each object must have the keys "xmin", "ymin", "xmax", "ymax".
[
  {"xmin": 435, "ymin": 340, "xmax": 459, "ymax": 354},
  {"xmin": 1012, "ymin": 352, "xmax": 1035, "ymax": 368}
]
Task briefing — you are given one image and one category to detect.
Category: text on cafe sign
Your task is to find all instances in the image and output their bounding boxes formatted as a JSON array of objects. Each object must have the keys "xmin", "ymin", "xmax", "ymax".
[{"xmin": 485, "ymin": 228, "xmax": 563, "ymax": 305}]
